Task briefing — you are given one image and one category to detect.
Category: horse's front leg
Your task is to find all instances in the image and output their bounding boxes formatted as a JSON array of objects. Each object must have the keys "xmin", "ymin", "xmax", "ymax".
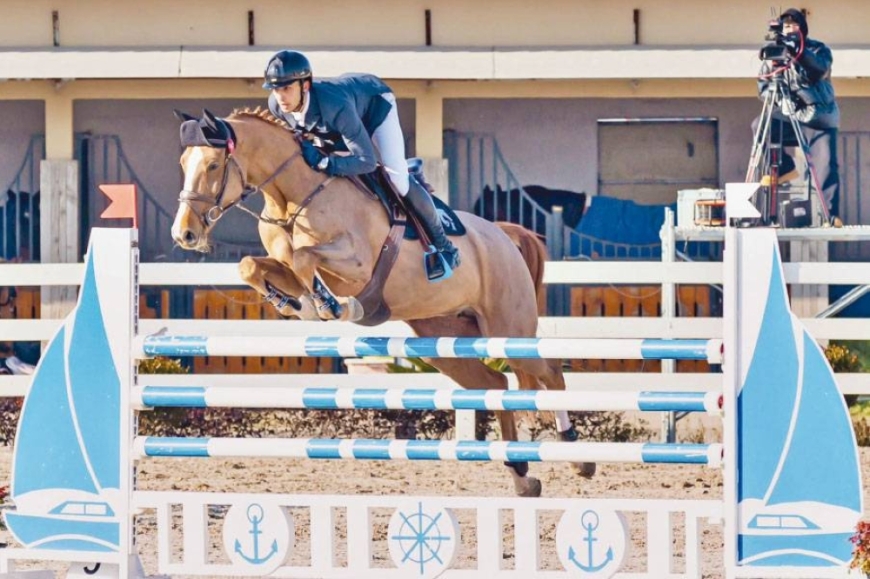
[
  {"xmin": 291, "ymin": 245, "xmax": 366, "ymax": 322},
  {"xmin": 238, "ymin": 256, "xmax": 321, "ymax": 320}
]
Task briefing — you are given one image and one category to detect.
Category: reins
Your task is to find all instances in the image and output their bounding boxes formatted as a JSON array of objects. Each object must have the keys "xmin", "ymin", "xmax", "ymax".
[{"xmin": 178, "ymin": 131, "xmax": 333, "ymax": 236}]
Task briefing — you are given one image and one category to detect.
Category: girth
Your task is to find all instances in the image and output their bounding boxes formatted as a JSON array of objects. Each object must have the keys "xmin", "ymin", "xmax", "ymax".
[{"xmin": 342, "ymin": 168, "xmax": 419, "ymax": 326}]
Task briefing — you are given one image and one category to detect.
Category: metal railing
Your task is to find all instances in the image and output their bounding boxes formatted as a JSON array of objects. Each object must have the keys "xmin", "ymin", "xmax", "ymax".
[
  {"xmin": 78, "ymin": 134, "xmax": 265, "ymax": 263},
  {"xmin": 835, "ymin": 131, "xmax": 870, "ymax": 261},
  {"xmin": 444, "ymin": 130, "xmax": 554, "ymax": 239},
  {"xmin": 1, "ymin": 135, "xmax": 44, "ymax": 262}
]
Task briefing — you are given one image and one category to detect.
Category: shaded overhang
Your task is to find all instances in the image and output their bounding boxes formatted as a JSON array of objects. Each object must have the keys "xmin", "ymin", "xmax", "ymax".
[{"xmin": 1, "ymin": 45, "xmax": 868, "ymax": 81}]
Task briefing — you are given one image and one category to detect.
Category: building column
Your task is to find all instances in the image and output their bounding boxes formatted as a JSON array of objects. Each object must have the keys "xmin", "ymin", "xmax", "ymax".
[
  {"xmin": 45, "ymin": 93, "xmax": 75, "ymax": 160},
  {"xmin": 789, "ymin": 240, "xmax": 828, "ymax": 322},
  {"xmin": 41, "ymin": 94, "xmax": 79, "ymax": 319},
  {"xmin": 415, "ymin": 91, "xmax": 448, "ymax": 202}
]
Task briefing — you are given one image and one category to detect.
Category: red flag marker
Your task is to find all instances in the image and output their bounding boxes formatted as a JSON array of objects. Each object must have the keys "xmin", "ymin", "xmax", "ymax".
[{"xmin": 99, "ymin": 184, "xmax": 139, "ymax": 229}]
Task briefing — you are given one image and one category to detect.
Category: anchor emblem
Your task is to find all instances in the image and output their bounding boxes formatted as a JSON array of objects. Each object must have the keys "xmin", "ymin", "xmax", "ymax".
[
  {"xmin": 233, "ymin": 504, "xmax": 279, "ymax": 565},
  {"xmin": 567, "ymin": 510, "xmax": 614, "ymax": 573}
]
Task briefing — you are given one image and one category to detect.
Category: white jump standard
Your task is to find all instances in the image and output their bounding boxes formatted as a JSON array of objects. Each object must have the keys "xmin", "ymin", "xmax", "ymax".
[{"xmin": 0, "ymin": 224, "xmax": 862, "ymax": 579}]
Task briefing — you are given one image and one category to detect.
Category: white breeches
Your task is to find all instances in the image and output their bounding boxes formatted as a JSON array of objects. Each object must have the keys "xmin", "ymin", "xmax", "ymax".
[{"xmin": 372, "ymin": 93, "xmax": 410, "ymax": 196}]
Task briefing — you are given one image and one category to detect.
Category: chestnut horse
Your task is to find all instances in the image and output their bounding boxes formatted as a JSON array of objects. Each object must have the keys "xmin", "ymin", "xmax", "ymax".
[{"xmin": 170, "ymin": 109, "xmax": 592, "ymax": 496}]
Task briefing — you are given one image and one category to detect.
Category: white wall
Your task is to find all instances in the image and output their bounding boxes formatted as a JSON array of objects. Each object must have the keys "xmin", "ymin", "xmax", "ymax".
[
  {"xmin": 444, "ymin": 97, "xmax": 760, "ymax": 200},
  {"xmin": 2, "ymin": 0, "xmax": 867, "ymax": 47},
  {"xmin": 445, "ymin": 96, "xmax": 870, "ymax": 222}
]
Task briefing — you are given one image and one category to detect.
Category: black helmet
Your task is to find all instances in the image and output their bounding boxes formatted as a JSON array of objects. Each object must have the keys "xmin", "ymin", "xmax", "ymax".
[{"xmin": 262, "ymin": 50, "xmax": 312, "ymax": 89}]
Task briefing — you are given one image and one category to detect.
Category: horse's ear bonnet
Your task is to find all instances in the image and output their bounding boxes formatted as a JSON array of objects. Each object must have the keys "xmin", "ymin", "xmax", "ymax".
[{"xmin": 179, "ymin": 109, "xmax": 236, "ymax": 148}]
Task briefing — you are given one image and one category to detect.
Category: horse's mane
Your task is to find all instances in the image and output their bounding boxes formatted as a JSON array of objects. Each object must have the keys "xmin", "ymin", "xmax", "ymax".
[{"xmin": 227, "ymin": 107, "xmax": 290, "ymax": 130}]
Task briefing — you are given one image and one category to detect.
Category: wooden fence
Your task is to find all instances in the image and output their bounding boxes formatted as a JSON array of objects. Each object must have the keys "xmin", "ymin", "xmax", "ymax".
[{"xmin": 570, "ymin": 285, "xmax": 715, "ymax": 373}]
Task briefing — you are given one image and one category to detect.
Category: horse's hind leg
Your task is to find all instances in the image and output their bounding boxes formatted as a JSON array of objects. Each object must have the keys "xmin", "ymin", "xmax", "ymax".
[
  {"xmin": 479, "ymin": 313, "xmax": 597, "ymax": 480},
  {"xmin": 408, "ymin": 316, "xmax": 542, "ymax": 498},
  {"xmin": 512, "ymin": 360, "xmax": 596, "ymax": 479}
]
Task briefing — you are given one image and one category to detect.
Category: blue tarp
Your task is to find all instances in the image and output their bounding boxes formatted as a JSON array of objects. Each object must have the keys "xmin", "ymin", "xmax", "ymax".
[
  {"xmin": 578, "ymin": 196, "xmax": 675, "ymax": 245},
  {"xmin": 569, "ymin": 196, "xmax": 675, "ymax": 259}
]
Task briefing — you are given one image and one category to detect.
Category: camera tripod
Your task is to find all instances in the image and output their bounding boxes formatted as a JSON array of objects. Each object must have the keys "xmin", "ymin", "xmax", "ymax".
[{"xmin": 745, "ymin": 63, "xmax": 831, "ymax": 226}]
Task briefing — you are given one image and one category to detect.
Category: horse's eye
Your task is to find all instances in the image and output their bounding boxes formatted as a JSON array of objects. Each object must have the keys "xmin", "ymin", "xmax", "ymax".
[{"xmin": 207, "ymin": 162, "xmax": 220, "ymax": 172}]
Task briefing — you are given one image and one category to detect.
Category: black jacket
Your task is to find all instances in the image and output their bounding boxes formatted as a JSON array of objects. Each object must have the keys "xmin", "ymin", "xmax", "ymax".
[
  {"xmin": 268, "ymin": 73, "xmax": 394, "ymax": 176},
  {"xmin": 758, "ymin": 38, "xmax": 839, "ymax": 130}
]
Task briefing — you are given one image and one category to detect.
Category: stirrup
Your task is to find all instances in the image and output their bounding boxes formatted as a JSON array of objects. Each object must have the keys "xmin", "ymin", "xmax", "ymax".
[{"xmin": 423, "ymin": 245, "xmax": 455, "ymax": 282}]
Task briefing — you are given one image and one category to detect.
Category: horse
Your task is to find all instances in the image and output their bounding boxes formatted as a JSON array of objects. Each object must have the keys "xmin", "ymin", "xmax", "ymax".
[
  {"xmin": 474, "ymin": 184, "xmax": 586, "ymax": 236},
  {"xmin": 1, "ymin": 190, "xmax": 41, "ymax": 261},
  {"xmin": 169, "ymin": 108, "xmax": 593, "ymax": 497}
]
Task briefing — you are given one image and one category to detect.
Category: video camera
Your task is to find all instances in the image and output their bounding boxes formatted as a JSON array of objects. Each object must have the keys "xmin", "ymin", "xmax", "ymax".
[
  {"xmin": 759, "ymin": 18, "xmax": 790, "ymax": 62},
  {"xmin": 765, "ymin": 18, "xmax": 784, "ymax": 41}
]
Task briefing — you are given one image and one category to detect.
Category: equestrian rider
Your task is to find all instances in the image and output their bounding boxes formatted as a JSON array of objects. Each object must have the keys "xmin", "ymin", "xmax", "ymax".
[{"xmin": 263, "ymin": 50, "xmax": 460, "ymax": 273}]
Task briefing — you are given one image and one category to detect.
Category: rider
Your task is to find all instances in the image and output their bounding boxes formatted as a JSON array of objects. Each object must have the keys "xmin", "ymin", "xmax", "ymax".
[{"xmin": 262, "ymin": 50, "xmax": 460, "ymax": 275}]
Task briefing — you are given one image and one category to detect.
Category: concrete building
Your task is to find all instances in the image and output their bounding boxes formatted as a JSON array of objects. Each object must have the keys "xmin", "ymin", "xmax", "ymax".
[{"xmin": 2, "ymin": 0, "xmax": 869, "ymax": 271}]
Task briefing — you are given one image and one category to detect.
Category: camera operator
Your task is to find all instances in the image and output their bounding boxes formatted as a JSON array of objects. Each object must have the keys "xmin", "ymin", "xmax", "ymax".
[{"xmin": 753, "ymin": 8, "xmax": 841, "ymax": 225}]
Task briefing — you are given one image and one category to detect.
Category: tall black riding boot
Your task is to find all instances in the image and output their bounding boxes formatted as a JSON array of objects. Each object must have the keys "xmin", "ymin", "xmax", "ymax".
[{"xmin": 404, "ymin": 177, "xmax": 460, "ymax": 279}]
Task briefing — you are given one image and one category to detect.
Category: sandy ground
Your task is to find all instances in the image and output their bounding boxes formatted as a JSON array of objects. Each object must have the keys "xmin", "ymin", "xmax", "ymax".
[{"xmin": 0, "ymin": 437, "xmax": 867, "ymax": 578}]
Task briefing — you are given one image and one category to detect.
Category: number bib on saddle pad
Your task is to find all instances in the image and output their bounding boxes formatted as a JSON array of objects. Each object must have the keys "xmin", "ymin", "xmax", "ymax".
[{"xmin": 402, "ymin": 195, "xmax": 466, "ymax": 240}]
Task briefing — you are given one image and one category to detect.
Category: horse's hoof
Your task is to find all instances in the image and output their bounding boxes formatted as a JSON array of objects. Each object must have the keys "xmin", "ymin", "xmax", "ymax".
[
  {"xmin": 573, "ymin": 462, "xmax": 596, "ymax": 479},
  {"xmin": 343, "ymin": 297, "xmax": 365, "ymax": 322},
  {"xmin": 517, "ymin": 477, "xmax": 542, "ymax": 498}
]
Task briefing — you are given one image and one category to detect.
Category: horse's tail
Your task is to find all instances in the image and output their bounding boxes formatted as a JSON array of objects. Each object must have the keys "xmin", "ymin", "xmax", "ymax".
[
  {"xmin": 496, "ymin": 222, "xmax": 558, "ymax": 416},
  {"xmin": 496, "ymin": 221, "xmax": 547, "ymax": 314}
]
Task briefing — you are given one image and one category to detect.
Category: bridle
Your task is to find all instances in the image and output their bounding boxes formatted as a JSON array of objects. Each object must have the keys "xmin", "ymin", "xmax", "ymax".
[
  {"xmin": 178, "ymin": 128, "xmax": 337, "ymax": 242},
  {"xmin": 177, "ymin": 139, "xmax": 302, "ymax": 229}
]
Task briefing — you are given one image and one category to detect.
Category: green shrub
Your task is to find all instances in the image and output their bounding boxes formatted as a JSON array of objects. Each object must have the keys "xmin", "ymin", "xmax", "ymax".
[
  {"xmin": 0, "ymin": 398, "xmax": 22, "ymax": 445},
  {"xmin": 825, "ymin": 343, "xmax": 865, "ymax": 408},
  {"xmin": 826, "ymin": 343, "xmax": 863, "ymax": 373},
  {"xmin": 138, "ymin": 356, "xmax": 188, "ymax": 375},
  {"xmin": 853, "ymin": 417, "xmax": 870, "ymax": 447}
]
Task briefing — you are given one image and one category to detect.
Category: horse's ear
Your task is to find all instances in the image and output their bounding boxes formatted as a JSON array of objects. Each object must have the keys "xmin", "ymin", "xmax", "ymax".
[
  {"xmin": 173, "ymin": 109, "xmax": 196, "ymax": 122},
  {"xmin": 202, "ymin": 109, "xmax": 219, "ymax": 130}
]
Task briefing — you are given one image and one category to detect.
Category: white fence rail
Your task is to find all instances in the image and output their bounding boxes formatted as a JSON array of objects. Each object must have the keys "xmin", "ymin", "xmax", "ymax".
[{"xmin": 3, "ymin": 259, "xmax": 870, "ymax": 395}]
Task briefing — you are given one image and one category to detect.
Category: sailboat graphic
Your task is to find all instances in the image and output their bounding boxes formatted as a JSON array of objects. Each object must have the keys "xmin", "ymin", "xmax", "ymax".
[
  {"xmin": 737, "ymin": 239, "xmax": 863, "ymax": 566},
  {"xmin": 0, "ymin": 223, "xmax": 861, "ymax": 574},
  {"xmin": 3, "ymin": 243, "xmax": 122, "ymax": 551}
]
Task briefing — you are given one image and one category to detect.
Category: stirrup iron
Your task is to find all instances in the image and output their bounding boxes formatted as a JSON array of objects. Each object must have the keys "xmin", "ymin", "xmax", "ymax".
[{"xmin": 424, "ymin": 245, "xmax": 454, "ymax": 282}]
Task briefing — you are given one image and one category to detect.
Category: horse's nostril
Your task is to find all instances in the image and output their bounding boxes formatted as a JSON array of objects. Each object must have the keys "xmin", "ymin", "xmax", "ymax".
[{"xmin": 182, "ymin": 230, "xmax": 197, "ymax": 245}]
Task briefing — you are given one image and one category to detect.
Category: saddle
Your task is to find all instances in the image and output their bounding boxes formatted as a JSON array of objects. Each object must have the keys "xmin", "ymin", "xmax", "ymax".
[
  {"xmin": 339, "ymin": 160, "xmax": 466, "ymax": 326},
  {"xmin": 351, "ymin": 164, "xmax": 466, "ymax": 241}
]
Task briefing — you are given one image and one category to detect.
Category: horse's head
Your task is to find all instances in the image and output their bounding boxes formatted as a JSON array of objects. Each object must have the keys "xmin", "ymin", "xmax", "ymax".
[{"xmin": 171, "ymin": 109, "xmax": 247, "ymax": 252}]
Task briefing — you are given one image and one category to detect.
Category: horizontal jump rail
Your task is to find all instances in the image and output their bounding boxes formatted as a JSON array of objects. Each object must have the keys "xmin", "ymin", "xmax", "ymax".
[
  {"xmin": 133, "ymin": 437, "xmax": 724, "ymax": 467},
  {"xmin": 138, "ymin": 335, "xmax": 723, "ymax": 362},
  {"xmin": 134, "ymin": 386, "xmax": 723, "ymax": 414}
]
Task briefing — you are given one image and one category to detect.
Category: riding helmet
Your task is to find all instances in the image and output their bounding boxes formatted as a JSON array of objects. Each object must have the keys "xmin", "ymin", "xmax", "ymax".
[{"xmin": 262, "ymin": 50, "xmax": 312, "ymax": 89}]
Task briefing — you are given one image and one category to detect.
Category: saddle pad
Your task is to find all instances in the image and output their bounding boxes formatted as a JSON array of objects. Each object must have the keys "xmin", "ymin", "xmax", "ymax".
[
  {"xmin": 402, "ymin": 196, "xmax": 467, "ymax": 241},
  {"xmin": 356, "ymin": 170, "xmax": 467, "ymax": 240}
]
